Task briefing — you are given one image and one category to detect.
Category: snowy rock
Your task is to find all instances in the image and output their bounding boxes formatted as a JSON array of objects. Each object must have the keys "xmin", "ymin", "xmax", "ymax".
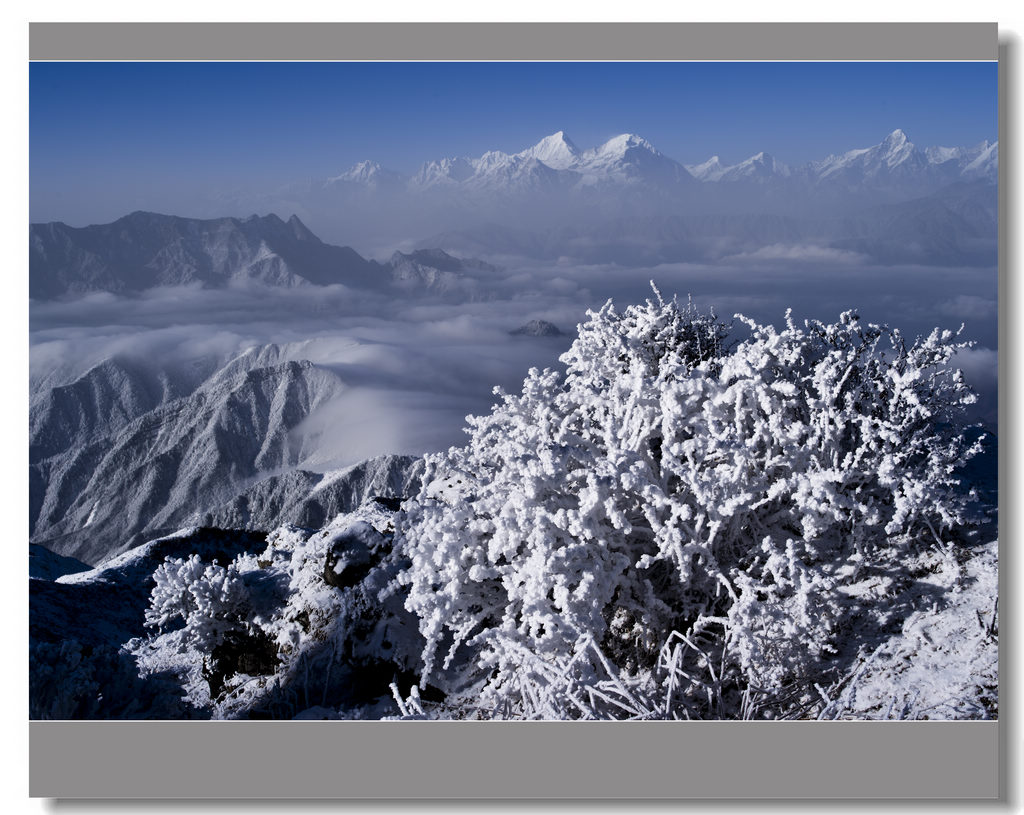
[
  {"xmin": 510, "ymin": 319, "xmax": 564, "ymax": 337},
  {"xmin": 323, "ymin": 522, "xmax": 383, "ymax": 589}
]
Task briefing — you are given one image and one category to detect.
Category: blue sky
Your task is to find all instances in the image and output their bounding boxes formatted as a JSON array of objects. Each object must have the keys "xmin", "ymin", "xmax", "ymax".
[{"xmin": 30, "ymin": 61, "xmax": 997, "ymax": 224}]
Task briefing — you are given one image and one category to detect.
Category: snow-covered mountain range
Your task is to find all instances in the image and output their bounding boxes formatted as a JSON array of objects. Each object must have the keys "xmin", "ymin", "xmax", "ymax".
[
  {"xmin": 395, "ymin": 131, "xmax": 692, "ymax": 195},
  {"xmin": 249, "ymin": 128, "xmax": 997, "ymax": 252},
  {"xmin": 124, "ymin": 127, "xmax": 999, "ymax": 257},
  {"xmin": 332, "ymin": 128, "xmax": 996, "ymax": 196}
]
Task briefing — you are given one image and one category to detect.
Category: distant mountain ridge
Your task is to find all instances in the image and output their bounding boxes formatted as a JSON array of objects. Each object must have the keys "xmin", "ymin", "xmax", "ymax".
[
  {"xmin": 30, "ymin": 212, "xmax": 385, "ymax": 299},
  {"xmin": 29, "ymin": 340, "xmax": 427, "ymax": 566},
  {"xmin": 30, "ymin": 212, "xmax": 497, "ymax": 299}
]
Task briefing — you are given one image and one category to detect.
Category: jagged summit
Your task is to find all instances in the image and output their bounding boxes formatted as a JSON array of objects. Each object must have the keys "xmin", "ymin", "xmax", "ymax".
[
  {"xmin": 884, "ymin": 128, "xmax": 909, "ymax": 145},
  {"xmin": 520, "ymin": 131, "xmax": 581, "ymax": 170},
  {"xmin": 812, "ymin": 128, "xmax": 928, "ymax": 182}
]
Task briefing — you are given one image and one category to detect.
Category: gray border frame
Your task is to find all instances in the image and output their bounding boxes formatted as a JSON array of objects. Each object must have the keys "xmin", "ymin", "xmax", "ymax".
[
  {"xmin": 28, "ymin": 21, "xmax": 1002, "ymax": 800},
  {"xmin": 31, "ymin": 721, "xmax": 997, "ymax": 799},
  {"xmin": 30, "ymin": 22, "xmax": 997, "ymax": 61}
]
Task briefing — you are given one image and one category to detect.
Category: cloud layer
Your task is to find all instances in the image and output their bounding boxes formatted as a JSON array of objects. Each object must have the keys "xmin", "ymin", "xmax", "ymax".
[{"xmin": 31, "ymin": 257, "xmax": 999, "ymax": 470}]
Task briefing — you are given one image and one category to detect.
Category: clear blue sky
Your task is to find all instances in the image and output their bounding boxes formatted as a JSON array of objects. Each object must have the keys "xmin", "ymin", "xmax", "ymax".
[{"xmin": 30, "ymin": 61, "xmax": 997, "ymax": 224}]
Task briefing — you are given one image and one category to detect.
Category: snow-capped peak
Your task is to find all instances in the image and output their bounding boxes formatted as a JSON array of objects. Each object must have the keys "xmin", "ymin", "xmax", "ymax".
[
  {"xmin": 688, "ymin": 151, "xmax": 790, "ymax": 183},
  {"xmin": 330, "ymin": 160, "xmax": 383, "ymax": 184},
  {"xmin": 812, "ymin": 129, "xmax": 925, "ymax": 181},
  {"xmin": 883, "ymin": 128, "xmax": 909, "ymax": 147},
  {"xmin": 877, "ymin": 129, "xmax": 918, "ymax": 168},
  {"xmin": 327, "ymin": 160, "xmax": 407, "ymax": 192},
  {"xmin": 571, "ymin": 133, "xmax": 694, "ymax": 186},
  {"xmin": 686, "ymin": 156, "xmax": 725, "ymax": 181},
  {"xmin": 519, "ymin": 131, "xmax": 581, "ymax": 170},
  {"xmin": 720, "ymin": 151, "xmax": 791, "ymax": 181},
  {"xmin": 594, "ymin": 133, "xmax": 660, "ymax": 157}
]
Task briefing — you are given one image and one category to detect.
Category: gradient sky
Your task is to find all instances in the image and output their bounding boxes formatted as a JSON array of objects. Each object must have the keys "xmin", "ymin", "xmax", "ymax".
[{"xmin": 30, "ymin": 60, "xmax": 998, "ymax": 225}]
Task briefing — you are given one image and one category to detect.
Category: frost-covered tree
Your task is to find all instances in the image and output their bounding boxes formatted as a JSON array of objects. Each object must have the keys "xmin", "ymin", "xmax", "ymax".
[{"xmin": 394, "ymin": 288, "xmax": 984, "ymax": 719}]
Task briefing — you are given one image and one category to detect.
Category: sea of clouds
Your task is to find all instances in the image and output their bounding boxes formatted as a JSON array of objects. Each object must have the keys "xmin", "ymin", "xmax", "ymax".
[{"xmin": 30, "ymin": 255, "xmax": 998, "ymax": 470}]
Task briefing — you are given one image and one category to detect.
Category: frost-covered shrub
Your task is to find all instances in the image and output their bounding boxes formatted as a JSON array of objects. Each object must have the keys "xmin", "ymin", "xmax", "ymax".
[
  {"xmin": 395, "ymin": 289, "xmax": 983, "ymax": 719},
  {"xmin": 145, "ymin": 554, "xmax": 250, "ymax": 650},
  {"xmin": 132, "ymin": 509, "xmax": 425, "ymax": 719}
]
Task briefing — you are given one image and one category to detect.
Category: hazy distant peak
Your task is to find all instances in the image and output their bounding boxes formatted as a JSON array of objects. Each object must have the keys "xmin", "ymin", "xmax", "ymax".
[
  {"xmin": 962, "ymin": 141, "xmax": 998, "ymax": 178},
  {"xmin": 409, "ymin": 155, "xmax": 476, "ymax": 189},
  {"xmin": 334, "ymin": 159, "xmax": 383, "ymax": 181},
  {"xmin": 686, "ymin": 156, "xmax": 724, "ymax": 181},
  {"xmin": 926, "ymin": 145, "xmax": 965, "ymax": 164},
  {"xmin": 388, "ymin": 247, "xmax": 462, "ymax": 269},
  {"xmin": 326, "ymin": 160, "xmax": 406, "ymax": 193},
  {"xmin": 812, "ymin": 128, "xmax": 925, "ymax": 181},
  {"xmin": 686, "ymin": 151, "xmax": 789, "ymax": 183},
  {"xmin": 717, "ymin": 151, "xmax": 791, "ymax": 182}
]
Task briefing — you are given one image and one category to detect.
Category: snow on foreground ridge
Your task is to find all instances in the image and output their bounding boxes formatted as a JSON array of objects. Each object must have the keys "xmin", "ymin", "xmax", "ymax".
[
  {"xmin": 28, "ymin": 504, "xmax": 999, "ymax": 721},
  {"xmin": 29, "ymin": 293, "xmax": 998, "ymax": 720}
]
